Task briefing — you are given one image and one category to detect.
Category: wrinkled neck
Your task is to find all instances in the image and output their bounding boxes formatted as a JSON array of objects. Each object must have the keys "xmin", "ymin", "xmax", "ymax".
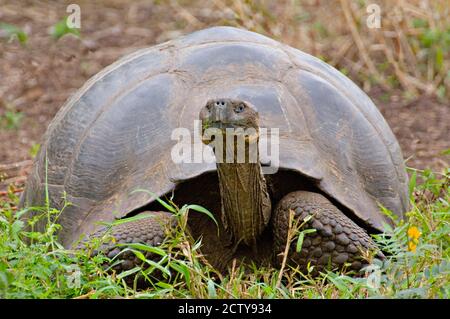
[{"xmin": 215, "ymin": 139, "xmax": 271, "ymax": 246}]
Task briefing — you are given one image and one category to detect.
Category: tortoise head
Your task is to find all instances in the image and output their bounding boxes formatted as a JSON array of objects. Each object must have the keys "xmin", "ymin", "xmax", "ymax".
[
  {"xmin": 199, "ymin": 99, "xmax": 259, "ymax": 129},
  {"xmin": 199, "ymin": 98, "xmax": 260, "ymax": 145}
]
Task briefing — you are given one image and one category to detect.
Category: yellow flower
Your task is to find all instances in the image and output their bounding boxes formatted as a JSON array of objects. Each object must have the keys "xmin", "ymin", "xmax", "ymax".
[
  {"xmin": 407, "ymin": 226, "xmax": 421, "ymax": 240},
  {"xmin": 407, "ymin": 226, "xmax": 421, "ymax": 252},
  {"xmin": 408, "ymin": 241, "xmax": 417, "ymax": 252}
]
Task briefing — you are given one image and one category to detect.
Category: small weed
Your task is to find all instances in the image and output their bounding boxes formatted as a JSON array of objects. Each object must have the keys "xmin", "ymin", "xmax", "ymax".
[
  {"xmin": 0, "ymin": 110, "xmax": 23, "ymax": 130},
  {"xmin": 29, "ymin": 143, "xmax": 41, "ymax": 158},
  {"xmin": 51, "ymin": 17, "xmax": 80, "ymax": 40},
  {"xmin": 0, "ymin": 23, "xmax": 27, "ymax": 44}
]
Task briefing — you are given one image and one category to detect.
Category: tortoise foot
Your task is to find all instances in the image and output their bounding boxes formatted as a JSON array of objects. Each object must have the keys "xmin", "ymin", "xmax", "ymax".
[
  {"xmin": 272, "ymin": 191, "xmax": 382, "ymax": 273},
  {"xmin": 82, "ymin": 211, "xmax": 174, "ymax": 274}
]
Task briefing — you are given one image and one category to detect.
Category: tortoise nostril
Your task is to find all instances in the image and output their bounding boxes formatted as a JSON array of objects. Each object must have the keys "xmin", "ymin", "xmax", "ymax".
[{"xmin": 214, "ymin": 100, "xmax": 226, "ymax": 108}]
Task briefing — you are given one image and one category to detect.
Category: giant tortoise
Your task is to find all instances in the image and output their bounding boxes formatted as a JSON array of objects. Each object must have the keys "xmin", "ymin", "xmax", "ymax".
[{"xmin": 20, "ymin": 26, "xmax": 408, "ymax": 273}]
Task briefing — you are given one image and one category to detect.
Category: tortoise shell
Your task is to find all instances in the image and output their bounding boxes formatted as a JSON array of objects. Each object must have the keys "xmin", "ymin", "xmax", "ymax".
[{"xmin": 20, "ymin": 27, "xmax": 409, "ymax": 246}]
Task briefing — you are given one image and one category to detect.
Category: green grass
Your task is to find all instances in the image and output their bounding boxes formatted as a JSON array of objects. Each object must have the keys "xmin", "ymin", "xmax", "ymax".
[
  {"xmin": 0, "ymin": 110, "xmax": 23, "ymax": 130},
  {"xmin": 50, "ymin": 17, "xmax": 80, "ymax": 40},
  {"xmin": 0, "ymin": 168, "xmax": 448, "ymax": 299},
  {"xmin": 0, "ymin": 22, "xmax": 27, "ymax": 44}
]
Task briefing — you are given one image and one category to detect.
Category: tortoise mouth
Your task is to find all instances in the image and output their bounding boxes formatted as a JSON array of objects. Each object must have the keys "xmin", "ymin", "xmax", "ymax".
[
  {"xmin": 201, "ymin": 122, "xmax": 260, "ymax": 145},
  {"xmin": 206, "ymin": 121, "xmax": 256, "ymax": 131},
  {"xmin": 207, "ymin": 121, "xmax": 237, "ymax": 130}
]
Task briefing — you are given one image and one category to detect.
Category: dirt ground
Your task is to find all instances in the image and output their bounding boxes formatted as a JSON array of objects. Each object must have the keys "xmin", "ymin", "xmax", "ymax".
[{"xmin": 1, "ymin": 1, "xmax": 449, "ymax": 191}]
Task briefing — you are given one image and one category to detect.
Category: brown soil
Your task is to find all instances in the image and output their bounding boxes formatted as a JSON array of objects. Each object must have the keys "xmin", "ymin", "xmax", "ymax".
[
  {"xmin": 371, "ymin": 88, "xmax": 449, "ymax": 172},
  {"xmin": 0, "ymin": 1, "xmax": 449, "ymax": 192}
]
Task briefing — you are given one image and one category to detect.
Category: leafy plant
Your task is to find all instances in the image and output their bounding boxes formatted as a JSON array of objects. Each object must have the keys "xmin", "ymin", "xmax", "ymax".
[
  {"xmin": 0, "ymin": 23, "xmax": 27, "ymax": 44},
  {"xmin": 51, "ymin": 17, "xmax": 80, "ymax": 40},
  {"xmin": 0, "ymin": 110, "xmax": 23, "ymax": 130},
  {"xmin": 29, "ymin": 143, "xmax": 41, "ymax": 158}
]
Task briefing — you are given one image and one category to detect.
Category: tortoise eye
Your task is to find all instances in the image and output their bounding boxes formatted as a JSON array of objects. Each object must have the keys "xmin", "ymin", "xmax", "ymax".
[{"xmin": 235, "ymin": 104, "xmax": 245, "ymax": 113}]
